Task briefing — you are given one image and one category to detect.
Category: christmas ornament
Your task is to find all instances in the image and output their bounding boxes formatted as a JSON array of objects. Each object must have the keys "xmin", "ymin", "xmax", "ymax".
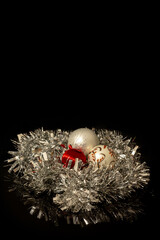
[
  {"xmin": 61, "ymin": 145, "xmax": 86, "ymax": 169},
  {"xmin": 4, "ymin": 128, "xmax": 150, "ymax": 226},
  {"xmin": 88, "ymin": 145, "xmax": 116, "ymax": 169},
  {"xmin": 68, "ymin": 128, "xmax": 99, "ymax": 156}
]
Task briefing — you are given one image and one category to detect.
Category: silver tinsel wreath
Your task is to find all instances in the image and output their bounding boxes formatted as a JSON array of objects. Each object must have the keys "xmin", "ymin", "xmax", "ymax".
[{"xmin": 5, "ymin": 128, "xmax": 150, "ymax": 225}]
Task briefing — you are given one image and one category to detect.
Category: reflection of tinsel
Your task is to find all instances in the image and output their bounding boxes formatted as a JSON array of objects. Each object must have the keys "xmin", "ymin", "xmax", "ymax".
[
  {"xmin": 8, "ymin": 173, "xmax": 148, "ymax": 226},
  {"xmin": 5, "ymin": 128, "xmax": 150, "ymax": 225}
]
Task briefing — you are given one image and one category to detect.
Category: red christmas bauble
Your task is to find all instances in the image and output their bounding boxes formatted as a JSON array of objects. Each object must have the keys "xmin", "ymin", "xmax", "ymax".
[{"xmin": 61, "ymin": 145, "xmax": 86, "ymax": 169}]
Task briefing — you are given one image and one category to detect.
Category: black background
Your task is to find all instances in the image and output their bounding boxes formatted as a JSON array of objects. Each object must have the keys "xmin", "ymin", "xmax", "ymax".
[{"xmin": 1, "ymin": 6, "xmax": 160, "ymax": 239}]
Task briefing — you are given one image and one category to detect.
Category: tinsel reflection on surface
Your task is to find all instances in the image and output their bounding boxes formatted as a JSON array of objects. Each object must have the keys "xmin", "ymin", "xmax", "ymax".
[{"xmin": 6, "ymin": 128, "xmax": 150, "ymax": 226}]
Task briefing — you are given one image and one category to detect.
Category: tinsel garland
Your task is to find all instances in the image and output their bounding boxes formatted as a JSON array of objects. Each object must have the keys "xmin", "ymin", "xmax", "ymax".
[{"xmin": 5, "ymin": 128, "xmax": 150, "ymax": 226}]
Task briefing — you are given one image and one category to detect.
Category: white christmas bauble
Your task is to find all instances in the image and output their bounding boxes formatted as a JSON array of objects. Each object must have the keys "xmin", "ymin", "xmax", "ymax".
[
  {"xmin": 68, "ymin": 128, "xmax": 99, "ymax": 156},
  {"xmin": 88, "ymin": 145, "xmax": 116, "ymax": 168}
]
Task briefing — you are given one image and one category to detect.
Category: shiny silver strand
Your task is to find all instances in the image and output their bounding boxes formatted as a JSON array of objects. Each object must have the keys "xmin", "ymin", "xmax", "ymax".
[{"xmin": 5, "ymin": 128, "xmax": 150, "ymax": 225}]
